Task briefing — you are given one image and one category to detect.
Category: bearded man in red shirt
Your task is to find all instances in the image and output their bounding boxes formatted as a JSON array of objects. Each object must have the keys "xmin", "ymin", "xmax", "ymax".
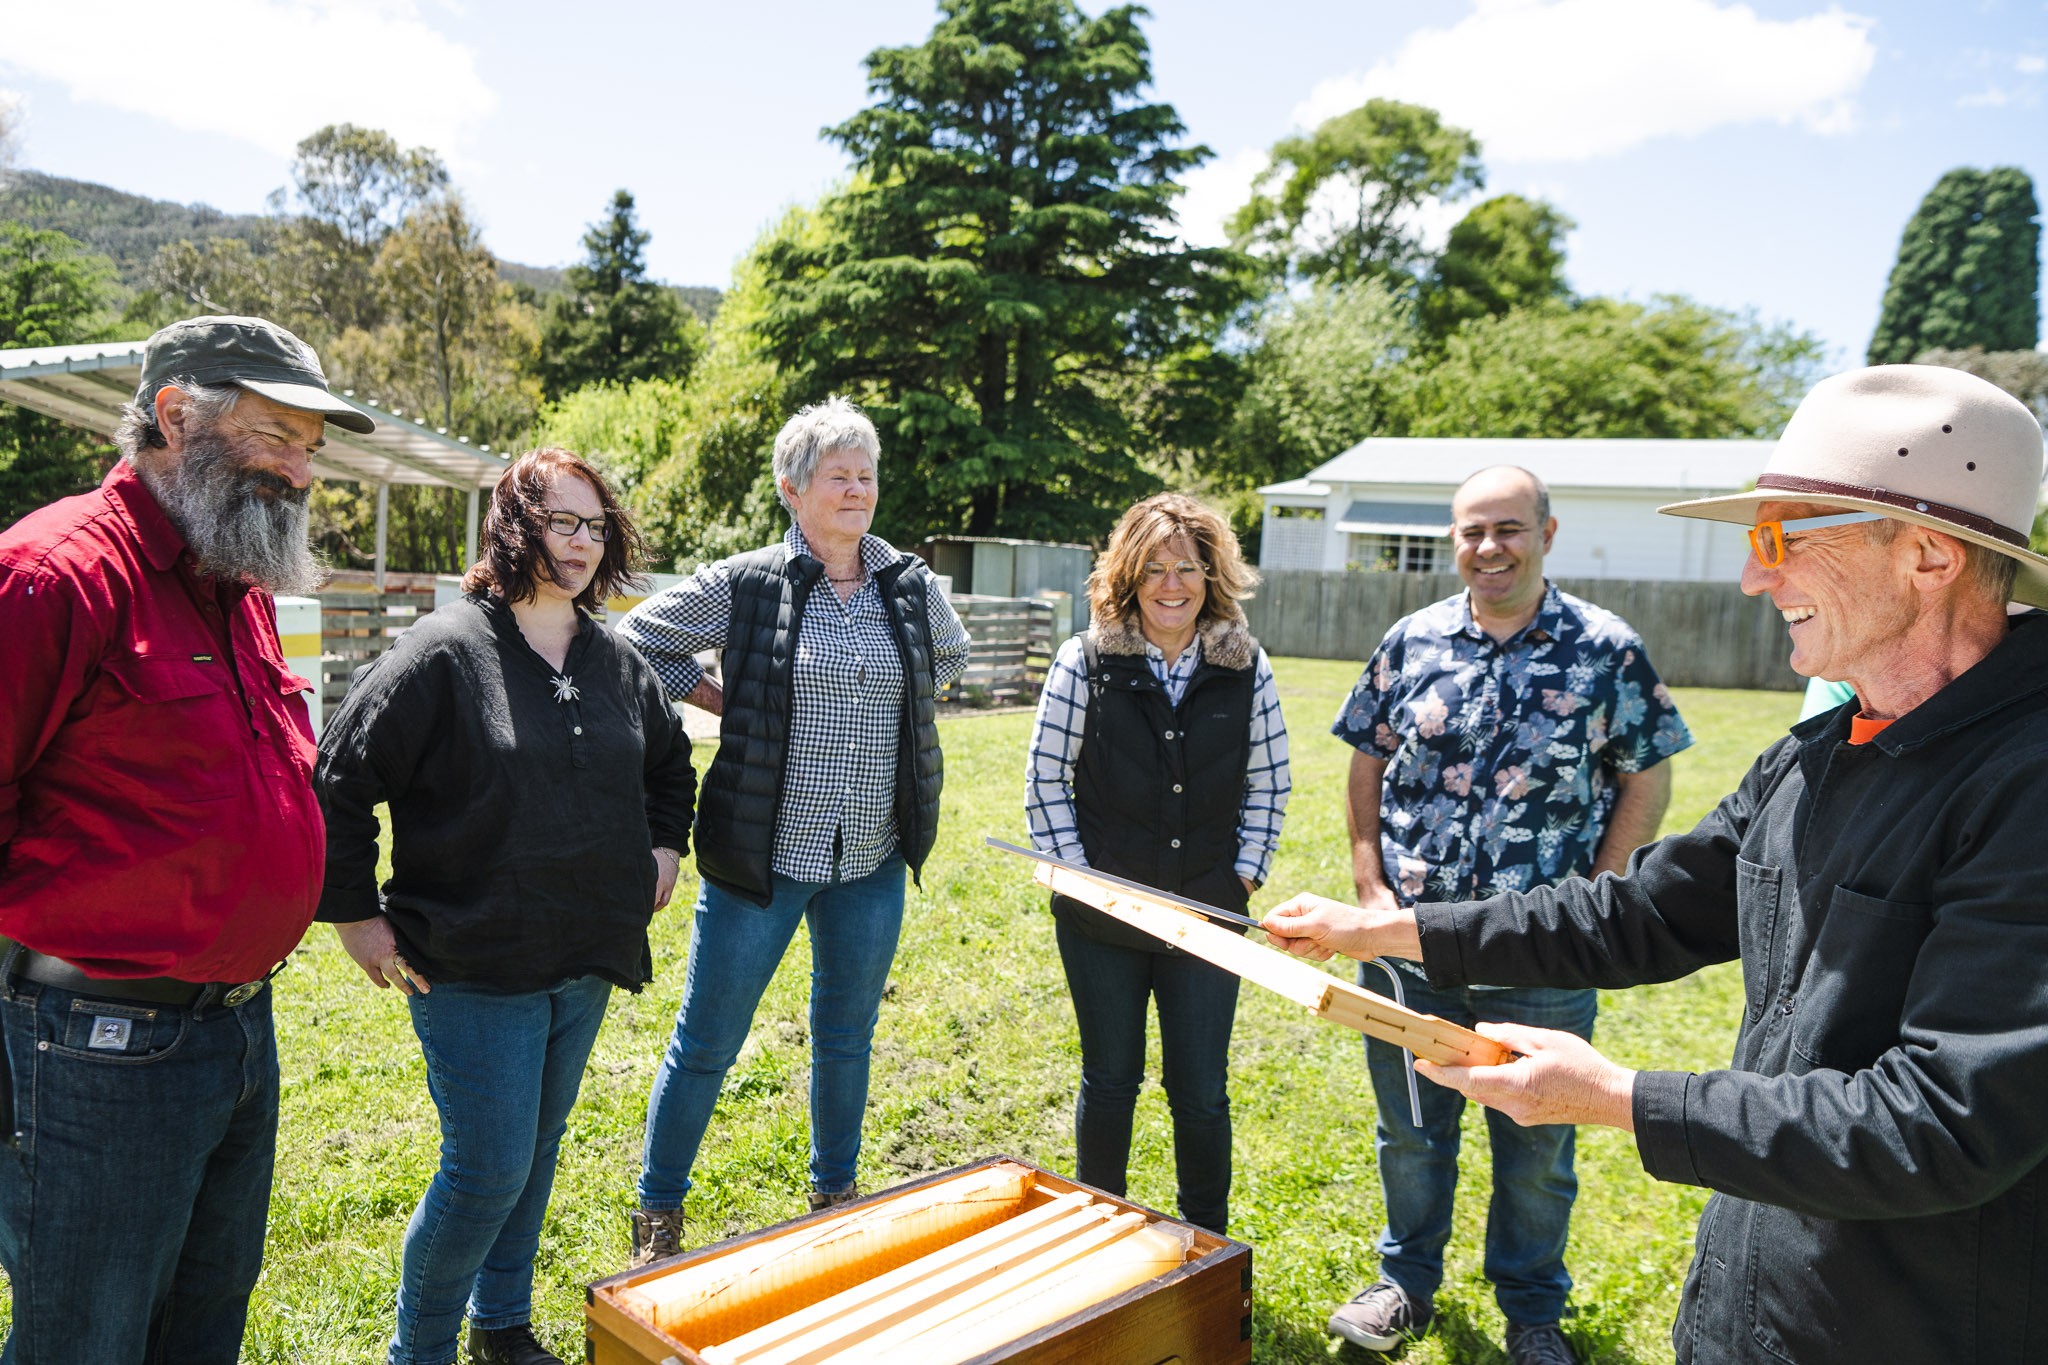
[{"xmin": 0, "ymin": 315, "xmax": 368, "ymax": 1365}]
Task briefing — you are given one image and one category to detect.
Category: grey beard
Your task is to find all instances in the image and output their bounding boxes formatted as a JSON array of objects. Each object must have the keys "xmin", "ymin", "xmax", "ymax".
[{"xmin": 137, "ymin": 432, "xmax": 325, "ymax": 595}]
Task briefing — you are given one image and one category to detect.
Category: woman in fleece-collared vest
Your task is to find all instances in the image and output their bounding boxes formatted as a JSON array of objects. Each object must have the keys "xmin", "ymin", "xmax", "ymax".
[{"xmin": 1024, "ymin": 493, "xmax": 1291, "ymax": 1234}]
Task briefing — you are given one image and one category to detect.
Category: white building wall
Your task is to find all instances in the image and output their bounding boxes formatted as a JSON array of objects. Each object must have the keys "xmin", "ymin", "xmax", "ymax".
[{"xmin": 1260, "ymin": 481, "xmax": 1754, "ymax": 583}]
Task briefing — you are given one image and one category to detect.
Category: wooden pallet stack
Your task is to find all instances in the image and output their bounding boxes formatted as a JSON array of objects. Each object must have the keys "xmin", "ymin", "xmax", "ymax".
[{"xmin": 944, "ymin": 596, "xmax": 1055, "ymax": 706}]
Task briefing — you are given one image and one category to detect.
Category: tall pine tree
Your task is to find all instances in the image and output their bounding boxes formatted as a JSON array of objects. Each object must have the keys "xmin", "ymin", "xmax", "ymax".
[
  {"xmin": 537, "ymin": 190, "xmax": 701, "ymax": 400},
  {"xmin": 1869, "ymin": 167, "xmax": 2041, "ymax": 364},
  {"xmin": 757, "ymin": 0, "xmax": 1246, "ymax": 541}
]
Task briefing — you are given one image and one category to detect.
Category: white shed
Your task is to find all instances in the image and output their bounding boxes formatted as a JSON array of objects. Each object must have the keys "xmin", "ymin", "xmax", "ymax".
[{"xmin": 1257, "ymin": 437, "xmax": 1776, "ymax": 583}]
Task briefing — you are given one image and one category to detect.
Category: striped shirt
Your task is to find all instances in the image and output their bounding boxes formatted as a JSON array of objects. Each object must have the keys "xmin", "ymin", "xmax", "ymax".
[
  {"xmin": 1025, "ymin": 631, "xmax": 1291, "ymax": 886},
  {"xmin": 618, "ymin": 527, "xmax": 969, "ymax": 883}
]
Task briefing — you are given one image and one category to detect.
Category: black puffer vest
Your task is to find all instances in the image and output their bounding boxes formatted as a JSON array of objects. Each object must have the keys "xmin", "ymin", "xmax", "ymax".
[
  {"xmin": 694, "ymin": 542, "xmax": 944, "ymax": 906},
  {"xmin": 1054, "ymin": 612, "xmax": 1259, "ymax": 952}
]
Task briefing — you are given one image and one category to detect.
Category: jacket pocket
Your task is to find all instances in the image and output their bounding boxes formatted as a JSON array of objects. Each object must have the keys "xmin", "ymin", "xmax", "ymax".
[
  {"xmin": 1790, "ymin": 885, "xmax": 1932, "ymax": 1073},
  {"xmin": 1735, "ymin": 856, "xmax": 1783, "ymax": 1024}
]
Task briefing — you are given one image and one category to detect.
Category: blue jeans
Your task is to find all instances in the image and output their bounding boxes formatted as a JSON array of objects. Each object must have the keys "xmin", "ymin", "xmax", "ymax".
[
  {"xmin": 1365, "ymin": 969, "xmax": 1597, "ymax": 1326},
  {"xmin": 1055, "ymin": 917, "xmax": 1241, "ymax": 1234},
  {"xmin": 639, "ymin": 857, "xmax": 905, "ymax": 1208},
  {"xmin": 392, "ymin": 975, "xmax": 612, "ymax": 1365},
  {"xmin": 0, "ymin": 972, "xmax": 278, "ymax": 1365}
]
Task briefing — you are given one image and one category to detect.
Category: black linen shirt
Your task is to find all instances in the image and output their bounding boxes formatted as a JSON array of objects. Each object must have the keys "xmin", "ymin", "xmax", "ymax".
[{"xmin": 314, "ymin": 592, "xmax": 696, "ymax": 993}]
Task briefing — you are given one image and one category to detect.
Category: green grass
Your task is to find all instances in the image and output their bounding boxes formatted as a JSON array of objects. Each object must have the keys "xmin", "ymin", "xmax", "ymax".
[{"xmin": 3, "ymin": 666, "xmax": 1799, "ymax": 1362}]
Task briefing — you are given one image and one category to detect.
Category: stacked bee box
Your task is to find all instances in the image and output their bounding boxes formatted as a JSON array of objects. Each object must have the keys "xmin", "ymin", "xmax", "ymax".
[{"xmin": 587, "ymin": 1157, "xmax": 1252, "ymax": 1365}]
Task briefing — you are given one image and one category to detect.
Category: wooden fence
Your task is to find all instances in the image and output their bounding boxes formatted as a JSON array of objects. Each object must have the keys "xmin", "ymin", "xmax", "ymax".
[
  {"xmin": 946, "ymin": 596, "xmax": 1056, "ymax": 705},
  {"xmin": 1241, "ymin": 570, "xmax": 1801, "ymax": 692}
]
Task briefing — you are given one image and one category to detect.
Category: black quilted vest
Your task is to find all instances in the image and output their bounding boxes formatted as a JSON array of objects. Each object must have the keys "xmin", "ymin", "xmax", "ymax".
[
  {"xmin": 694, "ymin": 543, "xmax": 943, "ymax": 905},
  {"xmin": 1055, "ymin": 628, "xmax": 1256, "ymax": 952}
]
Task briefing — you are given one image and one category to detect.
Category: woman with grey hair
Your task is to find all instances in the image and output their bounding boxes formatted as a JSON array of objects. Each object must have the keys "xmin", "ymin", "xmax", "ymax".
[{"xmin": 617, "ymin": 396, "xmax": 969, "ymax": 1264}]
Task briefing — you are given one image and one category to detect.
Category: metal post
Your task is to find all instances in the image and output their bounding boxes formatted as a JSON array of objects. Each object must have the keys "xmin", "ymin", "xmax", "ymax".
[
  {"xmin": 374, "ymin": 482, "xmax": 389, "ymax": 591},
  {"xmin": 464, "ymin": 486, "xmax": 479, "ymax": 572}
]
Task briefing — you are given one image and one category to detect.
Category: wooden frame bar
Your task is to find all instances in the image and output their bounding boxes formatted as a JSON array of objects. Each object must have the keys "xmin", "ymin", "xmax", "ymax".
[{"xmin": 1028, "ymin": 861, "xmax": 1511, "ymax": 1068}]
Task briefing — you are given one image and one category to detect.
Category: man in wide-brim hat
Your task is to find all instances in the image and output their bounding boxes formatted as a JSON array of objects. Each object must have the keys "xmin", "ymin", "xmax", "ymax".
[{"xmin": 1262, "ymin": 364, "xmax": 2048, "ymax": 1363}]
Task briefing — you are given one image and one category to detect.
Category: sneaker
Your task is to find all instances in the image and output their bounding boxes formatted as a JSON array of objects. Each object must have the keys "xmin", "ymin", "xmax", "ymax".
[
  {"xmin": 1505, "ymin": 1321, "xmax": 1580, "ymax": 1365},
  {"xmin": 808, "ymin": 1184, "xmax": 861, "ymax": 1213},
  {"xmin": 628, "ymin": 1206, "xmax": 686, "ymax": 1269},
  {"xmin": 466, "ymin": 1322, "xmax": 563, "ymax": 1365},
  {"xmin": 1327, "ymin": 1280, "xmax": 1433, "ymax": 1351}
]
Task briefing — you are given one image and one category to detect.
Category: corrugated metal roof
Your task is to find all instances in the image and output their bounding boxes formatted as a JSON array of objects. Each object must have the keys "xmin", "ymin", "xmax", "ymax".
[
  {"xmin": 1263, "ymin": 436, "xmax": 1777, "ymax": 495},
  {"xmin": 0, "ymin": 340, "xmax": 508, "ymax": 490},
  {"xmin": 1332, "ymin": 499, "xmax": 1453, "ymax": 534}
]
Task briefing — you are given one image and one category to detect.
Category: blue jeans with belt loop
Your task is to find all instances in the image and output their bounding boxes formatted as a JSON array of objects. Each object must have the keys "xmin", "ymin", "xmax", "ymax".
[
  {"xmin": 0, "ymin": 973, "xmax": 278, "ymax": 1365},
  {"xmin": 1364, "ymin": 968, "xmax": 1598, "ymax": 1326},
  {"xmin": 638, "ymin": 855, "xmax": 906, "ymax": 1209},
  {"xmin": 391, "ymin": 975, "xmax": 612, "ymax": 1365}
]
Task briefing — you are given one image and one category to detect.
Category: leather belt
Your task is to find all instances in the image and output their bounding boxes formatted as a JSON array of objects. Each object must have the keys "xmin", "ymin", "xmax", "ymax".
[{"xmin": 0, "ymin": 937, "xmax": 271, "ymax": 1009}]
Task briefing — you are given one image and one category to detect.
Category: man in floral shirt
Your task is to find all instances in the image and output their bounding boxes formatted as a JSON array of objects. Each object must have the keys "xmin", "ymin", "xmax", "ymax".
[{"xmin": 1324, "ymin": 467, "xmax": 1691, "ymax": 1365}]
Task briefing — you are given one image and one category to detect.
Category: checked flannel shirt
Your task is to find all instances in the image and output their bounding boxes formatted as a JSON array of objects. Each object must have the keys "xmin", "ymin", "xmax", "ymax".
[
  {"xmin": 619, "ymin": 527, "xmax": 968, "ymax": 884},
  {"xmin": 1026, "ymin": 632, "xmax": 1291, "ymax": 887}
]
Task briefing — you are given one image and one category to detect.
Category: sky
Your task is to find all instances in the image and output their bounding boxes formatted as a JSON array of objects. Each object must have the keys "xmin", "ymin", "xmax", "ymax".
[{"xmin": 2, "ymin": 0, "xmax": 2043, "ymax": 368}]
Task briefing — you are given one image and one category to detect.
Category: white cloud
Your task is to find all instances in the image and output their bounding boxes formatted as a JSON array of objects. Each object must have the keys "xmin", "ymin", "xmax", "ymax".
[
  {"xmin": 0, "ymin": 0, "xmax": 494, "ymax": 159},
  {"xmin": 1294, "ymin": 0, "xmax": 1877, "ymax": 164},
  {"xmin": 1171, "ymin": 147, "xmax": 1266, "ymax": 248},
  {"xmin": 2017, "ymin": 54, "xmax": 2047, "ymax": 75},
  {"xmin": 1959, "ymin": 85, "xmax": 2012, "ymax": 108}
]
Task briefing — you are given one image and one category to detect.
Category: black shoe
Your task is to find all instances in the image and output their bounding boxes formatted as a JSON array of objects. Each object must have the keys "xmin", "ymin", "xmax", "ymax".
[
  {"xmin": 466, "ymin": 1322, "xmax": 564, "ymax": 1365},
  {"xmin": 1505, "ymin": 1321, "xmax": 1580, "ymax": 1365},
  {"xmin": 1327, "ymin": 1280, "xmax": 1433, "ymax": 1352}
]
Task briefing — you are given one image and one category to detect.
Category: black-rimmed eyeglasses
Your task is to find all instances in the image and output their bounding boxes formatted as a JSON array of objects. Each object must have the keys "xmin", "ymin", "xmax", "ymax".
[{"xmin": 544, "ymin": 510, "xmax": 611, "ymax": 541}]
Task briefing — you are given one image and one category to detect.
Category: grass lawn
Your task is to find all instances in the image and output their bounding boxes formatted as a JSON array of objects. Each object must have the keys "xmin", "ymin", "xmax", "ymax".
[{"xmin": 1, "ymin": 665, "xmax": 1799, "ymax": 1362}]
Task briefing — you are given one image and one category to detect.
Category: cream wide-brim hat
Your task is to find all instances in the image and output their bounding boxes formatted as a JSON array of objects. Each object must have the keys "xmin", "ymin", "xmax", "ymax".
[{"xmin": 1659, "ymin": 364, "xmax": 2048, "ymax": 607}]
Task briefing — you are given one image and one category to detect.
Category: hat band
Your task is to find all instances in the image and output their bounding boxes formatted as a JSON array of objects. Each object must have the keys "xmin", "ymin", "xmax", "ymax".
[{"xmin": 1754, "ymin": 474, "xmax": 2029, "ymax": 549}]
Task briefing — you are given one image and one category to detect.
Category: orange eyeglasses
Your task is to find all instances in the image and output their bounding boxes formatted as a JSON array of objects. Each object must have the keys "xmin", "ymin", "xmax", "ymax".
[{"xmin": 1748, "ymin": 511, "xmax": 1885, "ymax": 568}]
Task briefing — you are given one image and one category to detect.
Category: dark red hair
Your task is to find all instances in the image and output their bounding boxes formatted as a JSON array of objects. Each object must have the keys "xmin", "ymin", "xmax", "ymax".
[{"xmin": 461, "ymin": 448, "xmax": 647, "ymax": 611}]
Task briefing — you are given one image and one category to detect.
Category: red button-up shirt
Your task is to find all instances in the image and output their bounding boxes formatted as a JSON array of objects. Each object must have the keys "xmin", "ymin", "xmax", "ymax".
[{"xmin": 0, "ymin": 462, "xmax": 324, "ymax": 981}]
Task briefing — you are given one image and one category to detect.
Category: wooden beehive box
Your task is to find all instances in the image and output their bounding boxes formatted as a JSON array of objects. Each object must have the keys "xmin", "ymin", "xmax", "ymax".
[{"xmin": 586, "ymin": 1155, "xmax": 1253, "ymax": 1365}]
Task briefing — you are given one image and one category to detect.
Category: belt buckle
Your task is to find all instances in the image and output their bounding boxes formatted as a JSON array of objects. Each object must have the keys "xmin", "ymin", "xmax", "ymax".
[{"xmin": 221, "ymin": 980, "xmax": 265, "ymax": 1007}]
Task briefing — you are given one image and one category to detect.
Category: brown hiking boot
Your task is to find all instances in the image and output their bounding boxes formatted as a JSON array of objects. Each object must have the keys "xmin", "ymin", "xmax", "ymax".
[
  {"xmin": 628, "ymin": 1206, "xmax": 686, "ymax": 1269},
  {"xmin": 807, "ymin": 1184, "xmax": 861, "ymax": 1213}
]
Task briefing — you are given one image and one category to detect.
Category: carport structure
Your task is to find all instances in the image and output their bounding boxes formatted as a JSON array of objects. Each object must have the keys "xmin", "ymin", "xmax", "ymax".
[{"xmin": 0, "ymin": 338, "xmax": 508, "ymax": 582}]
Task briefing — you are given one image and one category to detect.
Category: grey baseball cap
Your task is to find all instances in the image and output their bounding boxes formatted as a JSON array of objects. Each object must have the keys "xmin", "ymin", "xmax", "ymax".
[{"xmin": 135, "ymin": 315, "xmax": 376, "ymax": 435}]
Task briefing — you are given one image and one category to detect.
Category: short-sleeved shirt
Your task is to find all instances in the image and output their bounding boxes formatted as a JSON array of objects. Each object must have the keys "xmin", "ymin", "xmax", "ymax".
[{"xmin": 1333, "ymin": 583, "xmax": 1692, "ymax": 909}]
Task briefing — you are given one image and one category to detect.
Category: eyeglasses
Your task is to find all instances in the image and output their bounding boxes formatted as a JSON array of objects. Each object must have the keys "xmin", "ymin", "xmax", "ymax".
[
  {"xmin": 1748, "ymin": 511, "xmax": 1885, "ymax": 568},
  {"xmin": 544, "ymin": 510, "xmax": 611, "ymax": 542},
  {"xmin": 1140, "ymin": 559, "xmax": 1208, "ymax": 583}
]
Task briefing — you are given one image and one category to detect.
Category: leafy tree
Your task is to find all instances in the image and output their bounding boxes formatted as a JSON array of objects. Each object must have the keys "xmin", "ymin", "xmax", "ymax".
[
  {"xmin": 0, "ymin": 223, "xmax": 119, "ymax": 524},
  {"xmin": 541, "ymin": 209, "xmax": 802, "ymax": 567},
  {"xmin": 1229, "ymin": 99, "xmax": 1482, "ymax": 286},
  {"xmin": 1869, "ymin": 167, "xmax": 2041, "ymax": 363},
  {"xmin": 1221, "ymin": 278, "xmax": 1415, "ymax": 487},
  {"xmin": 1417, "ymin": 193, "xmax": 1574, "ymax": 339},
  {"xmin": 1406, "ymin": 296, "xmax": 1825, "ymax": 440},
  {"xmin": 288, "ymin": 123, "xmax": 449, "ymax": 254},
  {"xmin": 758, "ymin": 0, "xmax": 1246, "ymax": 541},
  {"xmin": 536, "ymin": 190, "xmax": 702, "ymax": 400},
  {"xmin": 330, "ymin": 194, "xmax": 540, "ymax": 443},
  {"xmin": 1914, "ymin": 346, "xmax": 2048, "ymax": 425}
]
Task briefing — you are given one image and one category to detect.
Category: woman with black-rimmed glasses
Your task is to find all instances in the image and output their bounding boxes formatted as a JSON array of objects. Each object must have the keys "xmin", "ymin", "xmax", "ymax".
[{"xmin": 314, "ymin": 447, "xmax": 697, "ymax": 1365}]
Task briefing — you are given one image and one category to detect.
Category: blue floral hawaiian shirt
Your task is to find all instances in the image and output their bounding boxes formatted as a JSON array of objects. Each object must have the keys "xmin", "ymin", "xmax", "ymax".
[{"xmin": 1333, "ymin": 582, "xmax": 1693, "ymax": 909}]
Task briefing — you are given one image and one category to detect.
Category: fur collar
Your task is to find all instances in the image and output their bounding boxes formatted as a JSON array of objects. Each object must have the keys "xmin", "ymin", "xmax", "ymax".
[{"xmin": 1092, "ymin": 605, "xmax": 1256, "ymax": 671}]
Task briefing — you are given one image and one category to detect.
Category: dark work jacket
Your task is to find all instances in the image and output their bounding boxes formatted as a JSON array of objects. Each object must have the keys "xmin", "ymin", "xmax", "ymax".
[
  {"xmin": 315, "ymin": 594, "xmax": 695, "ymax": 992},
  {"xmin": 1055, "ymin": 613, "xmax": 1257, "ymax": 952},
  {"xmin": 695, "ymin": 544, "xmax": 942, "ymax": 906},
  {"xmin": 1417, "ymin": 612, "xmax": 2048, "ymax": 1364}
]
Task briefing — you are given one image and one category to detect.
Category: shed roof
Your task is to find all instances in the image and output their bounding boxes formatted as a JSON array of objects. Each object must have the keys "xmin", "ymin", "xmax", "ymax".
[
  {"xmin": 1261, "ymin": 436, "xmax": 1776, "ymax": 496},
  {"xmin": 0, "ymin": 340, "xmax": 508, "ymax": 490}
]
